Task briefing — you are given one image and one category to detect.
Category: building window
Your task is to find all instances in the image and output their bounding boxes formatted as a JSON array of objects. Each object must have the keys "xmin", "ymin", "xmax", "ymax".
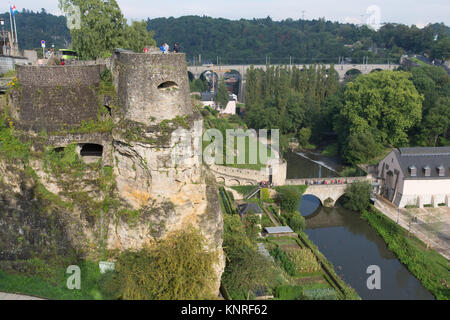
[
  {"xmin": 157, "ymin": 81, "xmax": 178, "ymax": 90},
  {"xmin": 409, "ymin": 165, "xmax": 417, "ymax": 177},
  {"xmin": 423, "ymin": 165, "xmax": 431, "ymax": 177},
  {"xmin": 437, "ymin": 165, "xmax": 445, "ymax": 177}
]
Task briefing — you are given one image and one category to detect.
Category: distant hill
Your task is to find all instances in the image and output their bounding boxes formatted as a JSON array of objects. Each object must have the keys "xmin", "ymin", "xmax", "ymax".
[
  {"xmin": 147, "ymin": 16, "xmax": 450, "ymax": 64},
  {"xmin": 0, "ymin": 9, "xmax": 70, "ymax": 51},
  {"xmin": 1, "ymin": 9, "xmax": 448, "ymax": 63}
]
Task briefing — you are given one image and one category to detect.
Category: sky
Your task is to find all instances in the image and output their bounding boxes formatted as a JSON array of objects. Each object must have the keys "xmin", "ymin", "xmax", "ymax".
[{"xmin": 8, "ymin": 0, "xmax": 450, "ymax": 27}]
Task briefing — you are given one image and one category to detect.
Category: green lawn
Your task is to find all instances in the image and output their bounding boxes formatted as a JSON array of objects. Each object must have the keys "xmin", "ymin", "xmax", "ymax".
[
  {"xmin": 0, "ymin": 261, "xmax": 106, "ymax": 300},
  {"xmin": 362, "ymin": 206, "xmax": 450, "ymax": 300},
  {"xmin": 231, "ymin": 185, "xmax": 259, "ymax": 196}
]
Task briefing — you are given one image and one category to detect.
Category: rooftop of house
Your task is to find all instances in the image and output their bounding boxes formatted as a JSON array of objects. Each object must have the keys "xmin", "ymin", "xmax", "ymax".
[
  {"xmin": 393, "ymin": 147, "xmax": 450, "ymax": 179},
  {"xmin": 264, "ymin": 226, "xmax": 294, "ymax": 234}
]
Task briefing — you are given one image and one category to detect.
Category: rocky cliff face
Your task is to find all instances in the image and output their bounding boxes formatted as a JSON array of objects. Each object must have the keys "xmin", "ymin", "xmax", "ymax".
[
  {"xmin": 0, "ymin": 117, "xmax": 225, "ymax": 295},
  {"xmin": 0, "ymin": 53, "xmax": 225, "ymax": 296}
]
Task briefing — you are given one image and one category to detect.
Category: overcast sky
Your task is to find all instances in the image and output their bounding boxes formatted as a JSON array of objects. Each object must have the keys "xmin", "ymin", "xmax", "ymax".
[{"xmin": 8, "ymin": 0, "xmax": 450, "ymax": 27}]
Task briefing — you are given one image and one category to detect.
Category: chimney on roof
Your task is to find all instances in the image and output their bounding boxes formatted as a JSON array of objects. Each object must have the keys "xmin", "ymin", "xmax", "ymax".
[
  {"xmin": 409, "ymin": 165, "xmax": 417, "ymax": 177},
  {"xmin": 437, "ymin": 165, "xmax": 445, "ymax": 177},
  {"xmin": 423, "ymin": 165, "xmax": 431, "ymax": 177}
]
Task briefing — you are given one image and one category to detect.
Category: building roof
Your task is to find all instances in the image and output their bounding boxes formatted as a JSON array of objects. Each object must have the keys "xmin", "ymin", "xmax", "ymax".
[
  {"xmin": 393, "ymin": 147, "xmax": 450, "ymax": 179},
  {"xmin": 264, "ymin": 226, "xmax": 294, "ymax": 234},
  {"xmin": 238, "ymin": 203, "xmax": 263, "ymax": 215},
  {"xmin": 399, "ymin": 147, "xmax": 450, "ymax": 156}
]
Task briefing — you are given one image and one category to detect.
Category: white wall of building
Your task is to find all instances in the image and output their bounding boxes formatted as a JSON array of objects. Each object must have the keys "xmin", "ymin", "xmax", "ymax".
[{"xmin": 399, "ymin": 179, "xmax": 450, "ymax": 208}]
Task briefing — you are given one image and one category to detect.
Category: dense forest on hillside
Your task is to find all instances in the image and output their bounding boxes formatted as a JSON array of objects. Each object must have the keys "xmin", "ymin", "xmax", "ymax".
[
  {"xmin": 2, "ymin": 10, "xmax": 449, "ymax": 63},
  {"xmin": 147, "ymin": 16, "xmax": 450, "ymax": 64},
  {"xmin": 0, "ymin": 9, "xmax": 71, "ymax": 50}
]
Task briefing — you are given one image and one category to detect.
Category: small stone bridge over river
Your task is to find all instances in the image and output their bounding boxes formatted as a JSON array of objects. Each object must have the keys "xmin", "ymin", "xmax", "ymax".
[
  {"xmin": 212, "ymin": 162, "xmax": 371, "ymax": 206},
  {"xmin": 285, "ymin": 177, "xmax": 371, "ymax": 207}
]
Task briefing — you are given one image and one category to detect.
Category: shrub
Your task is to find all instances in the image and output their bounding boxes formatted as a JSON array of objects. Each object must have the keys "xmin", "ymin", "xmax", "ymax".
[
  {"xmin": 0, "ymin": 119, "xmax": 31, "ymax": 162},
  {"xmin": 261, "ymin": 214, "xmax": 275, "ymax": 228},
  {"xmin": 260, "ymin": 188, "xmax": 271, "ymax": 202},
  {"xmin": 343, "ymin": 181, "xmax": 372, "ymax": 211},
  {"xmin": 98, "ymin": 270, "xmax": 122, "ymax": 300},
  {"xmin": 110, "ymin": 228, "xmax": 218, "ymax": 300},
  {"xmin": 270, "ymin": 247, "xmax": 296, "ymax": 277},
  {"xmin": 287, "ymin": 211, "xmax": 306, "ymax": 232},
  {"xmin": 277, "ymin": 186, "xmax": 301, "ymax": 213},
  {"xmin": 274, "ymin": 285, "xmax": 305, "ymax": 300}
]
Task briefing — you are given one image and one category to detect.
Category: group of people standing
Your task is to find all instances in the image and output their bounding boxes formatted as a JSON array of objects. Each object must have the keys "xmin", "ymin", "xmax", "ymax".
[{"xmin": 159, "ymin": 42, "xmax": 180, "ymax": 54}]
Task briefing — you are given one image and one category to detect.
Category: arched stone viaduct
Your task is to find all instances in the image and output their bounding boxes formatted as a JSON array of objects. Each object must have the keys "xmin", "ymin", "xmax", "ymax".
[{"xmin": 188, "ymin": 63, "xmax": 399, "ymax": 100}]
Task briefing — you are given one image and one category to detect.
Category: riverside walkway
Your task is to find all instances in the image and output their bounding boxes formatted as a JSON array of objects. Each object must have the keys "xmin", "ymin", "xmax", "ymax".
[
  {"xmin": 375, "ymin": 197, "xmax": 450, "ymax": 260},
  {"xmin": 0, "ymin": 292, "xmax": 45, "ymax": 300}
]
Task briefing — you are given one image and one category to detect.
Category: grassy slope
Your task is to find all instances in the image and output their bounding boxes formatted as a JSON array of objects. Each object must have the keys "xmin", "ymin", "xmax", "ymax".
[{"xmin": 0, "ymin": 262, "xmax": 105, "ymax": 300}]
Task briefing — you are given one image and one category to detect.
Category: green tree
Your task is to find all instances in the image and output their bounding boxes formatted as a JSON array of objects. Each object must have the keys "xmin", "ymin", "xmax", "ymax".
[
  {"xmin": 277, "ymin": 186, "xmax": 301, "ymax": 213},
  {"xmin": 222, "ymin": 214, "xmax": 277, "ymax": 300},
  {"xmin": 242, "ymin": 213, "xmax": 261, "ymax": 242},
  {"xmin": 124, "ymin": 21, "xmax": 156, "ymax": 53},
  {"xmin": 58, "ymin": 0, "xmax": 155, "ymax": 59},
  {"xmin": 298, "ymin": 127, "xmax": 311, "ymax": 147},
  {"xmin": 339, "ymin": 71, "xmax": 423, "ymax": 163},
  {"xmin": 287, "ymin": 211, "xmax": 306, "ymax": 232},
  {"xmin": 214, "ymin": 79, "xmax": 230, "ymax": 109},
  {"xmin": 343, "ymin": 130, "xmax": 383, "ymax": 164},
  {"xmin": 343, "ymin": 181, "xmax": 372, "ymax": 212},
  {"xmin": 431, "ymin": 36, "xmax": 450, "ymax": 61},
  {"xmin": 222, "ymin": 245, "xmax": 277, "ymax": 300},
  {"xmin": 109, "ymin": 228, "xmax": 218, "ymax": 300}
]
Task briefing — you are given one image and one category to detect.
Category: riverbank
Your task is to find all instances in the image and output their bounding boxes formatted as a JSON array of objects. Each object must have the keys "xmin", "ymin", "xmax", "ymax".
[
  {"xmin": 362, "ymin": 206, "xmax": 450, "ymax": 300},
  {"xmin": 375, "ymin": 197, "xmax": 450, "ymax": 260},
  {"xmin": 221, "ymin": 184, "xmax": 360, "ymax": 300}
]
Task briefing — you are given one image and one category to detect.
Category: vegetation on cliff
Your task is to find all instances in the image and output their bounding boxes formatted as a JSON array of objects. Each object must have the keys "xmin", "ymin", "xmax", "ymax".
[{"xmin": 99, "ymin": 228, "xmax": 219, "ymax": 300}]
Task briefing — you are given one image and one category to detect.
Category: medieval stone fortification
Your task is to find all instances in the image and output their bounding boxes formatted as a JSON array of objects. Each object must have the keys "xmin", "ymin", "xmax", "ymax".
[{"xmin": 0, "ymin": 50, "xmax": 225, "ymax": 295}]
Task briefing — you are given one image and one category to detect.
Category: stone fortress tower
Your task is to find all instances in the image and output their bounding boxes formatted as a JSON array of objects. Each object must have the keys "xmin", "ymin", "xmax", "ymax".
[
  {"xmin": 115, "ymin": 52, "xmax": 193, "ymax": 125},
  {"xmin": 4, "ymin": 48, "xmax": 225, "ymax": 295}
]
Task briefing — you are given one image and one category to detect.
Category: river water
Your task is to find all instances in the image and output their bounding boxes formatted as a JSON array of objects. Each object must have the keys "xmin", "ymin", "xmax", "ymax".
[{"xmin": 287, "ymin": 151, "xmax": 434, "ymax": 300}]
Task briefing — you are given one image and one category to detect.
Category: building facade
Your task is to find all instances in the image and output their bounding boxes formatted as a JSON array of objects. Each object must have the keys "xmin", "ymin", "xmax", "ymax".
[{"xmin": 377, "ymin": 147, "xmax": 450, "ymax": 208}]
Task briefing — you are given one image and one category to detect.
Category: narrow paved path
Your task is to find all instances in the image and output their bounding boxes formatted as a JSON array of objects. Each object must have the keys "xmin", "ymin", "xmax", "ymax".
[
  {"xmin": 0, "ymin": 292, "xmax": 45, "ymax": 300},
  {"xmin": 375, "ymin": 197, "xmax": 450, "ymax": 260}
]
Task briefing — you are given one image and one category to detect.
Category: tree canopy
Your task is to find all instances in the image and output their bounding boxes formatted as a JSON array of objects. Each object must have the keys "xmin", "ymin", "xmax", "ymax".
[
  {"xmin": 106, "ymin": 227, "xmax": 218, "ymax": 300},
  {"xmin": 58, "ymin": 0, "xmax": 155, "ymax": 59},
  {"xmin": 338, "ymin": 70, "xmax": 423, "ymax": 163},
  {"xmin": 148, "ymin": 16, "xmax": 450, "ymax": 64}
]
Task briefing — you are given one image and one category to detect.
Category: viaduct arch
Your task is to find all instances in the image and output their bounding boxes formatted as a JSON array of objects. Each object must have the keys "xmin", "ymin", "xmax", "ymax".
[{"xmin": 188, "ymin": 63, "xmax": 398, "ymax": 101}]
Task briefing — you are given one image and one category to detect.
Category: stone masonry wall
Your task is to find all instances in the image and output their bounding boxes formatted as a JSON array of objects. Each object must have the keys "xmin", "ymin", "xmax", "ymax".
[
  {"xmin": 11, "ymin": 65, "xmax": 104, "ymax": 132},
  {"xmin": 116, "ymin": 52, "xmax": 193, "ymax": 125}
]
